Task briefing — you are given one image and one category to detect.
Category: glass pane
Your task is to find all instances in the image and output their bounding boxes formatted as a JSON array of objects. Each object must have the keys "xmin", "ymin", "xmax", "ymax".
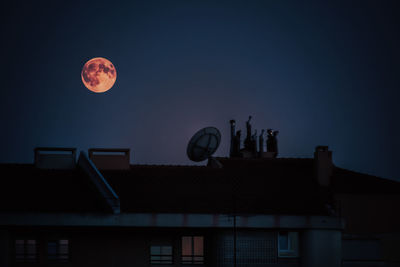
[
  {"xmin": 27, "ymin": 255, "xmax": 36, "ymax": 260},
  {"xmin": 59, "ymin": 245, "xmax": 69, "ymax": 254},
  {"xmin": 289, "ymin": 232, "xmax": 298, "ymax": 252},
  {"xmin": 151, "ymin": 255, "xmax": 161, "ymax": 261},
  {"xmin": 15, "ymin": 240, "xmax": 24, "ymax": 255},
  {"xmin": 151, "ymin": 246, "xmax": 161, "ymax": 255},
  {"xmin": 279, "ymin": 232, "xmax": 288, "ymax": 251},
  {"xmin": 194, "ymin": 236, "xmax": 204, "ymax": 256},
  {"xmin": 26, "ymin": 243, "xmax": 36, "ymax": 254},
  {"xmin": 161, "ymin": 255, "xmax": 172, "ymax": 261},
  {"xmin": 48, "ymin": 242, "xmax": 57, "ymax": 255},
  {"xmin": 194, "ymin": 256, "xmax": 204, "ymax": 263},
  {"xmin": 59, "ymin": 255, "xmax": 69, "ymax": 261},
  {"xmin": 182, "ymin": 236, "xmax": 192, "ymax": 256},
  {"xmin": 15, "ymin": 240, "xmax": 24, "ymax": 245},
  {"xmin": 161, "ymin": 246, "xmax": 172, "ymax": 255},
  {"xmin": 182, "ymin": 256, "xmax": 192, "ymax": 261},
  {"xmin": 59, "ymin": 240, "xmax": 69, "ymax": 245}
]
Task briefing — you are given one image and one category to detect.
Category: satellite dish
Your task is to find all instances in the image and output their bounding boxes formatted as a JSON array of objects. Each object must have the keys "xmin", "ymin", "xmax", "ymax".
[{"xmin": 187, "ymin": 127, "xmax": 221, "ymax": 162}]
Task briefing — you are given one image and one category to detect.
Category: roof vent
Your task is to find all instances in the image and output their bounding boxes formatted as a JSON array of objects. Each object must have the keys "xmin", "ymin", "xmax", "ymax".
[
  {"xmin": 88, "ymin": 148, "xmax": 130, "ymax": 170},
  {"xmin": 34, "ymin": 147, "xmax": 76, "ymax": 169}
]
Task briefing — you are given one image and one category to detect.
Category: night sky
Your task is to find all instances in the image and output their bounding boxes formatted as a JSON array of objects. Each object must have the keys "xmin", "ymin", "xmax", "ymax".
[{"xmin": 1, "ymin": 1, "xmax": 399, "ymax": 180}]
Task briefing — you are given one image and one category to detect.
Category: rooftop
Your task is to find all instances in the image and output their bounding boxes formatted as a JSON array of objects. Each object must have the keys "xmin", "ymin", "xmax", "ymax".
[{"xmin": 1, "ymin": 156, "xmax": 398, "ymax": 215}]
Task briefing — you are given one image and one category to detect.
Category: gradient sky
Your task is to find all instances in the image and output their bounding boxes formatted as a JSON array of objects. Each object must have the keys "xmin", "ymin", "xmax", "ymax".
[{"xmin": 1, "ymin": 1, "xmax": 399, "ymax": 180}]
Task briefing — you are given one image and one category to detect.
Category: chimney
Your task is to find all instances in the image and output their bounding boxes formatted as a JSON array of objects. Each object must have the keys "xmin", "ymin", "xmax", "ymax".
[
  {"xmin": 314, "ymin": 146, "xmax": 333, "ymax": 187},
  {"xmin": 229, "ymin": 120, "xmax": 236, "ymax": 157},
  {"xmin": 265, "ymin": 129, "xmax": 279, "ymax": 158},
  {"xmin": 34, "ymin": 147, "xmax": 76, "ymax": 169},
  {"xmin": 88, "ymin": 148, "xmax": 130, "ymax": 170}
]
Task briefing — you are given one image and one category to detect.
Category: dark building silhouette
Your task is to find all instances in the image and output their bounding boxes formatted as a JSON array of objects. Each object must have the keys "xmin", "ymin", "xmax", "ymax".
[{"xmin": 0, "ymin": 145, "xmax": 399, "ymax": 267}]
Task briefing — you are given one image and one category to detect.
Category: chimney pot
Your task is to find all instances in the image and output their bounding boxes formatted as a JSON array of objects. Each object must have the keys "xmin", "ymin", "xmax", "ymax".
[{"xmin": 314, "ymin": 146, "xmax": 333, "ymax": 187}]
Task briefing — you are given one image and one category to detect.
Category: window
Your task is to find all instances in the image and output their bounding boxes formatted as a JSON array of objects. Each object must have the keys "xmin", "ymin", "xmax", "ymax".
[
  {"xmin": 278, "ymin": 231, "xmax": 299, "ymax": 257},
  {"xmin": 15, "ymin": 239, "xmax": 37, "ymax": 263},
  {"xmin": 150, "ymin": 245, "xmax": 173, "ymax": 264},
  {"xmin": 181, "ymin": 236, "xmax": 204, "ymax": 264},
  {"xmin": 48, "ymin": 239, "xmax": 69, "ymax": 262}
]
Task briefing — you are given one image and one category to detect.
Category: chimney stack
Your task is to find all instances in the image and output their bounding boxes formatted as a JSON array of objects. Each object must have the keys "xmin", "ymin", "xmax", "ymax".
[
  {"xmin": 228, "ymin": 117, "xmax": 279, "ymax": 159},
  {"xmin": 266, "ymin": 129, "xmax": 279, "ymax": 158},
  {"xmin": 229, "ymin": 120, "xmax": 236, "ymax": 157},
  {"xmin": 314, "ymin": 146, "xmax": 333, "ymax": 187}
]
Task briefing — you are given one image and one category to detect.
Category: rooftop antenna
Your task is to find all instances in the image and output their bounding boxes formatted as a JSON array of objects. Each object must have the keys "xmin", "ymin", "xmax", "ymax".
[{"xmin": 187, "ymin": 127, "xmax": 221, "ymax": 162}]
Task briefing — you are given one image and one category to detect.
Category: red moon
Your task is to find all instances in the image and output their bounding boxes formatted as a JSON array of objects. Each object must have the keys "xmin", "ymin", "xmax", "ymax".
[{"xmin": 81, "ymin": 57, "xmax": 116, "ymax": 93}]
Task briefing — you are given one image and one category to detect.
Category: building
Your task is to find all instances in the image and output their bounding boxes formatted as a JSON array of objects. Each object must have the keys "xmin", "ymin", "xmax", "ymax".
[{"xmin": 0, "ymin": 145, "xmax": 399, "ymax": 267}]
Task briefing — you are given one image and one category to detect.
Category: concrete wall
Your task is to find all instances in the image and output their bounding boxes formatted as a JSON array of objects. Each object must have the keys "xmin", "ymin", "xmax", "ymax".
[
  {"xmin": 342, "ymin": 237, "xmax": 384, "ymax": 267},
  {"xmin": 0, "ymin": 228, "xmax": 9, "ymax": 267},
  {"xmin": 382, "ymin": 233, "xmax": 400, "ymax": 266},
  {"xmin": 335, "ymin": 194, "xmax": 400, "ymax": 234},
  {"xmin": 336, "ymin": 194, "xmax": 400, "ymax": 267},
  {"xmin": 301, "ymin": 230, "xmax": 342, "ymax": 267}
]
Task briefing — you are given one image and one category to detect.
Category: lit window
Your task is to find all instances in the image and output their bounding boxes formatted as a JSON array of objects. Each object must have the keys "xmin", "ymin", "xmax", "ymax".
[
  {"xmin": 278, "ymin": 232, "xmax": 299, "ymax": 257},
  {"xmin": 150, "ymin": 245, "xmax": 173, "ymax": 264},
  {"xmin": 181, "ymin": 236, "xmax": 204, "ymax": 264},
  {"xmin": 48, "ymin": 239, "xmax": 69, "ymax": 262},
  {"xmin": 15, "ymin": 239, "xmax": 37, "ymax": 262}
]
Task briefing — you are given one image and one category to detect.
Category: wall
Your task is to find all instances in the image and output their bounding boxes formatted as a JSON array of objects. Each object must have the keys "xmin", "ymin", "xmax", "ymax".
[
  {"xmin": 0, "ymin": 228, "xmax": 9, "ymax": 267},
  {"xmin": 335, "ymin": 194, "xmax": 400, "ymax": 234},
  {"xmin": 7, "ymin": 226, "xmax": 304, "ymax": 267},
  {"xmin": 301, "ymin": 229, "xmax": 342, "ymax": 267},
  {"xmin": 336, "ymin": 193, "xmax": 400, "ymax": 266},
  {"xmin": 342, "ymin": 237, "xmax": 384, "ymax": 267}
]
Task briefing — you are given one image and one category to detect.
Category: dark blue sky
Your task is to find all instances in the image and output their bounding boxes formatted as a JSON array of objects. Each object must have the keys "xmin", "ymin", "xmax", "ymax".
[{"xmin": 1, "ymin": 1, "xmax": 399, "ymax": 180}]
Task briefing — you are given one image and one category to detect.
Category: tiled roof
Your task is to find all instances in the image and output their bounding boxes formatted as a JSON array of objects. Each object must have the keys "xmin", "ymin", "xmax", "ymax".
[
  {"xmin": 0, "ymin": 164, "xmax": 106, "ymax": 213},
  {"xmin": 102, "ymin": 158, "xmax": 329, "ymax": 215},
  {"xmin": 1, "ymin": 157, "xmax": 398, "ymax": 215},
  {"xmin": 332, "ymin": 167, "xmax": 400, "ymax": 194}
]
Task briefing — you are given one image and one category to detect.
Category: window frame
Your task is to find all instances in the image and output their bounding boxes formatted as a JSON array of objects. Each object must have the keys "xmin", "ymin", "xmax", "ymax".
[
  {"xmin": 47, "ymin": 239, "xmax": 70, "ymax": 262},
  {"xmin": 181, "ymin": 235, "xmax": 204, "ymax": 265},
  {"xmin": 278, "ymin": 231, "xmax": 299, "ymax": 258},
  {"xmin": 150, "ymin": 244, "xmax": 174, "ymax": 265},
  {"xmin": 14, "ymin": 239, "xmax": 38, "ymax": 263}
]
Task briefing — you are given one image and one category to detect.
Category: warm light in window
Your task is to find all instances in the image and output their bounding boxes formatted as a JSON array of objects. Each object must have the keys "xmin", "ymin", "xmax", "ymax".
[{"xmin": 181, "ymin": 236, "xmax": 204, "ymax": 264}]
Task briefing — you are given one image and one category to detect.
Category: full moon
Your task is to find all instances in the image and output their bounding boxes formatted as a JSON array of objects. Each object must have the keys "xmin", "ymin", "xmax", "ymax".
[{"xmin": 81, "ymin": 57, "xmax": 116, "ymax": 93}]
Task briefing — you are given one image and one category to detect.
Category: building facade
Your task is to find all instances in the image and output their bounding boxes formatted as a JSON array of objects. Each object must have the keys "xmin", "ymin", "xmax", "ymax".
[{"xmin": 0, "ymin": 146, "xmax": 398, "ymax": 267}]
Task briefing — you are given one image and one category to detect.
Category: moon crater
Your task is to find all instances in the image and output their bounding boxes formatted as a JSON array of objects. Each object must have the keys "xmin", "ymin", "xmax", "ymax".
[{"xmin": 81, "ymin": 57, "xmax": 116, "ymax": 93}]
